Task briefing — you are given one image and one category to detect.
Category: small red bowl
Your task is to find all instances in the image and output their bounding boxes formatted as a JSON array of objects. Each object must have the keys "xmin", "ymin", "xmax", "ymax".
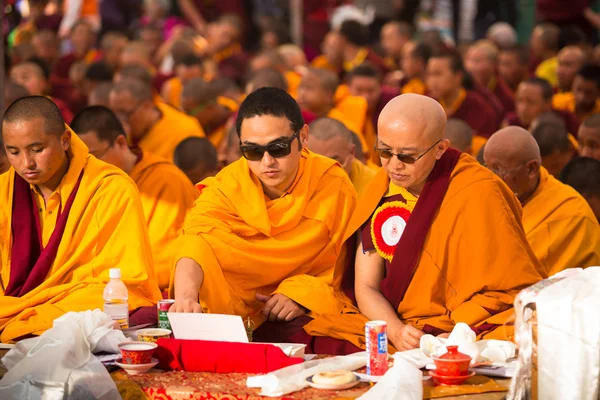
[
  {"xmin": 429, "ymin": 370, "xmax": 475, "ymax": 386},
  {"xmin": 431, "ymin": 345, "xmax": 472, "ymax": 377},
  {"xmin": 118, "ymin": 341, "xmax": 158, "ymax": 365}
]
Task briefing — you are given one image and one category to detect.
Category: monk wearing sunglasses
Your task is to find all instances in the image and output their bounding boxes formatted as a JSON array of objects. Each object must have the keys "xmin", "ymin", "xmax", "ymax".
[
  {"xmin": 305, "ymin": 94, "xmax": 545, "ymax": 352},
  {"xmin": 169, "ymin": 87, "xmax": 360, "ymax": 353}
]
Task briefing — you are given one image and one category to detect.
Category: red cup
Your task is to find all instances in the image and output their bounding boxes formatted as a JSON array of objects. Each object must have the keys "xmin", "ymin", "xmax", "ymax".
[
  {"xmin": 118, "ymin": 341, "xmax": 157, "ymax": 364},
  {"xmin": 431, "ymin": 345, "xmax": 472, "ymax": 377}
]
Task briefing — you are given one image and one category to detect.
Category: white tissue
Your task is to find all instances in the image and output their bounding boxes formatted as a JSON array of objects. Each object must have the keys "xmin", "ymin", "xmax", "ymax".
[
  {"xmin": 246, "ymin": 352, "xmax": 366, "ymax": 397},
  {"xmin": 0, "ymin": 309, "xmax": 126, "ymax": 400},
  {"xmin": 357, "ymin": 353, "xmax": 422, "ymax": 400}
]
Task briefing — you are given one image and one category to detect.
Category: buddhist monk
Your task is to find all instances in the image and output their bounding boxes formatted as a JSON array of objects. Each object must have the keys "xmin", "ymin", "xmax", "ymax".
[
  {"xmin": 530, "ymin": 23, "xmax": 560, "ymax": 86},
  {"xmin": 249, "ymin": 49, "xmax": 302, "ymax": 98},
  {"xmin": 119, "ymin": 41, "xmax": 153, "ymax": 71},
  {"xmin": 88, "ymin": 82, "xmax": 113, "ymax": 107},
  {"xmin": 335, "ymin": 20, "xmax": 388, "ymax": 77},
  {"xmin": 169, "ymin": 88, "xmax": 357, "ymax": 346},
  {"xmin": 10, "ymin": 59, "xmax": 74, "ymax": 123},
  {"xmin": 100, "ymin": 31, "xmax": 129, "ymax": 72},
  {"xmin": 246, "ymin": 68, "xmax": 288, "ymax": 93},
  {"xmin": 161, "ymin": 54, "xmax": 205, "ymax": 110},
  {"xmin": 560, "ymin": 157, "xmax": 600, "ymax": 222},
  {"xmin": 303, "ymin": 94, "xmax": 544, "ymax": 352},
  {"xmin": 531, "ymin": 121, "xmax": 576, "ymax": 177},
  {"xmin": 204, "ymin": 15, "xmax": 249, "ymax": 85},
  {"xmin": 278, "ymin": 44, "xmax": 308, "ymax": 74},
  {"xmin": 399, "ymin": 41, "xmax": 430, "ymax": 95},
  {"xmin": 484, "ymin": 127, "xmax": 600, "ymax": 276},
  {"xmin": 578, "ymin": 114, "xmax": 600, "ymax": 160},
  {"xmin": 505, "ymin": 78, "xmax": 580, "ymax": 135},
  {"xmin": 0, "ymin": 96, "xmax": 161, "ymax": 342},
  {"xmin": 3, "ymin": 82, "xmax": 29, "ymax": 114},
  {"xmin": 311, "ymin": 32, "xmax": 344, "ymax": 75},
  {"xmin": 380, "ymin": 22, "xmax": 413, "ymax": 72},
  {"xmin": 181, "ymin": 78, "xmax": 235, "ymax": 148},
  {"xmin": 109, "ymin": 79, "xmax": 205, "ymax": 161},
  {"xmin": 297, "ymin": 68, "xmax": 368, "ymax": 153},
  {"xmin": 464, "ymin": 40, "xmax": 515, "ymax": 115},
  {"xmin": 445, "ymin": 118, "xmax": 474, "ymax": 154},
  {"xmin": 216, "ymin": 125, "xmax": 243, "ymax": 168},
  {"xmin": 427, "ymin": 51, "xmax": 500, "ymax": 137},
  {"xmin": 553, "ymin": 64, "xmax": 600, "ymax": 121},
  {"xmin": 71, "ymin": 106, "xmax": 198, "ymax": 290},
  {"xmin": 306, "ymin": 117, "xmax": 376, "ymax": 197},
  {"xmin": 498, "ymin": 45, "xmax": 530, "ymax": 93},
  {"xmin": 52, "ymin": 21, "xmax": 97, "ymax": 82},
  {"xmin": 174, "ymin": 137, "xmax": 219, "ymax": 184},
  {"xmin": 31, "ymin": 30, "xmax": 60, "ymax": 70},
  {"xmin": 556, "ymin": 46, "xmax": 585, "ymax": 93}
]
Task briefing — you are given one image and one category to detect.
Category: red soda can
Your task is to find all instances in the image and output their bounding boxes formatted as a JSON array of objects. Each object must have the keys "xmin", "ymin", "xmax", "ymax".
[{"xmin": 365, "ymin": 320, "xmax": 388, "ymax": 375}]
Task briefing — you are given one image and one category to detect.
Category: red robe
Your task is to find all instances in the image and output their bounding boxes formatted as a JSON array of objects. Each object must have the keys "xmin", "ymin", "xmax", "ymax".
[
  {"xmin": 449, "ymin": 91, "xmax": 500, "ymax": 138},
  {"xmin": 505, "ymin": 108, "xmax": 580, "ymax": 137}
]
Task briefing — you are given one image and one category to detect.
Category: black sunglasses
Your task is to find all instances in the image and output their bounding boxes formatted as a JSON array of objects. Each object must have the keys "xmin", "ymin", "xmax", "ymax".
[
  {"xmin": 374, "ymin": 138, "xmax": 443, "ymax": 164},
  {"xmin": 239, "ymin": 130, "xmax": 300, "ymax": 161}
]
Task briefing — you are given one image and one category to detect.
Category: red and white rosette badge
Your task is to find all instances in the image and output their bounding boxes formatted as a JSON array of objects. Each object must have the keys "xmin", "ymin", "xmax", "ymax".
[{"xmin": 370, "ymin": 201, "xmax": 411, "ymax": 261}]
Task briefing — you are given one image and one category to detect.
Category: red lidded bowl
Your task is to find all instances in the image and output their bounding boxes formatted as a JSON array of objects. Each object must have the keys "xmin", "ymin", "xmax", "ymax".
[{"xmin": 431, "ymin": 345, "xmax": 472, "ymax": 377}]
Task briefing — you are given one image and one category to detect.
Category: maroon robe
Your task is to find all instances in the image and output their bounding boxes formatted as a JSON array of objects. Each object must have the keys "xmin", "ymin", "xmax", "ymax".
[
  {"xmin": 493, "ymin": 77, "xmax": 516, "ymax": 116},
  {"xmin": 505, "ymin": 108, "xmax": 580, "ymax": 136},
  {"xmin": 450, "ymin": 91, "xmax": 500, "ymax": 138}
]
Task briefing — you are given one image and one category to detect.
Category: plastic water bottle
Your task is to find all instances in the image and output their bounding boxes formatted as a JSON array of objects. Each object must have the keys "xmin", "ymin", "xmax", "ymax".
[{"xmin": 103, "ymin": 268, "xmax": 129, "ymax": 329}]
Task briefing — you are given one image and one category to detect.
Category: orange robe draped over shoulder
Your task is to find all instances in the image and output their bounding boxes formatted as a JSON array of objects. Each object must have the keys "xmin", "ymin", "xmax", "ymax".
[
  {"xmin": 304, "ymin": 154, "xmax": 545, "ymax": 350},
  {"xmin": 552, "ymin": 92, "xmax": 600, "ymax": 121},
  {"xmin": 522, "ymin": 167, "xmax": 600, "ymax": 276},
  {"xmin": 130, "ymin": 151, "xmax": 199, "ymax": 290},
  {"xmin": 162, "ymin": 77, "xmax": 184, "ymax": 110},
  {"xmin": 0, "ymin": 133, "xmax": 161, "ymax": 343},
  {"xmin": 137, "ymin": 102, "xmax": 205, "ymax": 162},
  {"xmin": 350, "ymin": 158, "xmax": 377, "ymax": 198},
  {"xmin": 169, "ymin": 149, "xmax": 356, "ymax": 329}
]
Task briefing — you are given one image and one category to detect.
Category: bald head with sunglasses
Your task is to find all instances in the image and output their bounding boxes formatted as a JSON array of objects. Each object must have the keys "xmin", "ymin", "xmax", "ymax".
[{"xmin": 376, "ymin": 94, "xmax": 450, "ymax": 196}]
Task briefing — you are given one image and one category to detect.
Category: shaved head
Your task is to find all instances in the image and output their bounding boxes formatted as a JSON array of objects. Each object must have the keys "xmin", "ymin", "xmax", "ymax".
[
  {"xmin": 3, "ymin": 95, "xmax": 65, "ymax": 136},
  {"xmin": 377, "ymin": 94, "xmax": 450, "ymax": 194},
  {"xmin": 306, "ymin": 118, "xmax": 355, "ymax": 174},
  {"xmin": 174, "ymin": 137, "xmax": 219, "ymax": 184},
  {"xmin": 182, "ymin": 78, "xmax": 218, "ymax": 105},
  {"xmin": 111, "ymin": 79, "xmax": 153, "ymax": 102},
  {"xmin": 484, "ymin": 126, "xmax": 541, "ymax": 202},
  {"xmin": 306, "ymin": 68, "xmax": 339, "ymax": 94},
  {"xmin": 4, "ymin": 81, "xmax": 29, "ymax": 113},
  {"xmin": 114, "ymin": 64, "xmax": 153, "ymax": 86},
  {"xmin": 445, "ymin": 118, "xmax": 473, "ymax": 153},
  {"xmin": 89, "ymin": 82, "xmax": 113, "ymax": 106},
  {"xmin": 246, "ymin": 68, "xmax": 288, "ymax": 93}
]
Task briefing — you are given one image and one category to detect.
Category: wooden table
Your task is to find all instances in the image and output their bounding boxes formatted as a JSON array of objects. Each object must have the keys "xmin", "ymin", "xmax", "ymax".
[{"xmin": 0, "ymin": 349, "xmax": 509, "ymax": 399}]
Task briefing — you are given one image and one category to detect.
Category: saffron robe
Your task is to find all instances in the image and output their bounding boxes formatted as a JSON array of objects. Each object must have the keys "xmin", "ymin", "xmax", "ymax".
[
  {"xmin": 285, "ymin": 71, "xmax": 302, "ymax": 99},
  {"xmin": 136, "ymin": 101, "xmax": 205, "ymax": 162},
  {"xmin": 552, "ymin": 92, "xmax": 600, "ymax": 121},
  {"xmin": 303, "ymin": 153, "xmax": 545, "ymax": 349},
  {"xmin": 350, "ymin": 158, "xmax": 377, "ymax": 198},
  {"xmin": 162, "ymin": 76, "xmax": 184, "ymax": 110},
  {"xmin": 401, "ymin": 78, "xmax": 427, "ymax": 95},
  {"xmin": 130, "ymin": 151, "xmax": 198, "ymax": 290},
  {"xmin": 523, "ymin": 167, "xmax": 600, "ymax": 276},
  {"xmin": 0, "ymin": 132, "xmax": 161, "ymax": 343},
  {"xmin": 169, "ymin": 149, "xmax": 357, "ymax": 329}
]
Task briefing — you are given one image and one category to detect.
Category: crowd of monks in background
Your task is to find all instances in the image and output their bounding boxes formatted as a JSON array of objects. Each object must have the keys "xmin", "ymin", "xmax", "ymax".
[{"xmin": 0, "ymin": 0, "xmax": 600, "ymax": 351}]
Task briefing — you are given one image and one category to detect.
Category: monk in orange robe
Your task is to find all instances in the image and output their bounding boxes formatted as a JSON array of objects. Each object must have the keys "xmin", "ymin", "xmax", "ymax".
[
  {"xmin": 578, "ymin": 114, "xmax": 600, "ymax": 161},
  {"xmin": 109, "ymin": 79, "xmax": 205, "ymax": 162},
  {"xmin": 427, "ymin": 51, "xmax": 501, "ymax": 138},
  {"xmin": 560, "ymin": 157, "xmax": 600, "ymax": 222},
  {"xmin": 484, "ymin": 127, "xmax": 600, "ymax": 276},
  {"xmin": 530, "ymin": 120, "xmax": 577, "ymax": 177},
  {"xmin": 72, "ymin": 106, "xmax": 198, "ymax": 290},
  {"xmin": 399, "ymin": 41, "xmax": 429, "ymax": 95},
  {"xmin": 161, "ymin": 54, "xmax": 205, "ymax": 110},
  {"xmin": 552, "ymin": 64, "xmax": 600, "ymax": 122},
  {"xmin": 0, "ymin": 96, "xmax": 161, "ymax": 343},
  {"xmin": 249, "ymin": 49, "xmax": 303, "ymax": 98},
  {"xmin": 297, "ymin": 68, "xmax": 369, "ymax": 155},
  {"xmin": 445, "ymin": 118, "xmax": 474, "ymax": 154},
  {"xmin": 204, "ymin": 15, "xmax": 249, "ymax": 85},
  {"xmin": 181, "ymin": 78, "xmax": 237, "ymax": 149},
  {"xmin": 310, "ymin": 32, "xmax": 343, "ymax": 76},
  {"xmin": 306, "ymin": 117, "xmax": 376, "ymax": 197},
  {"xmin": 168, "ymin": 88, "xmax": 357, "ymax": 339},
  {"xmin": 174, "ymin": 137, "xmax": 220, "ymax": 185},
  {"xmin": 303, "ymin": 94, "xmax": 544, "ymax": 352}
]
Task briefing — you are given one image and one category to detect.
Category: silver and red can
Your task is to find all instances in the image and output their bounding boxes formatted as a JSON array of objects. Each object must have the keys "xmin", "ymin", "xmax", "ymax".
[
  {"xmin": 157, "ymin": 299, "xmax": 175, "ymax": 330},
  {"xmin": 365, "ymin": 320, "xmax": 388, "ymax": 376}
]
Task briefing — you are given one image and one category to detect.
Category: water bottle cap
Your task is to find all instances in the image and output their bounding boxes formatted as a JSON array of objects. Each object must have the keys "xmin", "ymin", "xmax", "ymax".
[{"xmin": 109, "ymin": 268, "xmax": 121, "ymax": 279}]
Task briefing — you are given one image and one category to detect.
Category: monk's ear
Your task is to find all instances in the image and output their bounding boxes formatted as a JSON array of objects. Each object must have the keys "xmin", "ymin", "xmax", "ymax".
[
  {"xmin": 435, "ymin": 138, "xmax": 451, "ymax": 160},
  {"xmin": 350, "ymin": 143, "xmax": 356, "ymax": 157},
  {"xmin": 299, "ymin": 124, "xmax": 309, "ymax": 147},
  {"xmin": 60, "ymin": 129, "xmax": 71, "ymax": 151},
  {"xmin": 115, "ymin": 135, "xmax": 129, "ymax": 149},
  {"xmin": 527, "ymin": 160, "xmax": 541, "ymax": 177}
]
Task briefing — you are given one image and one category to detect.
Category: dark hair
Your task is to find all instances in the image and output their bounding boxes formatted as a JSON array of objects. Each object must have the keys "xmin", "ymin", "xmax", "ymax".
[
  {"xmin": 577, "ymin": 64, "xmax": 600, "ymax": 89},
  {"xmin": 117, "ymin": 64, "xmax": 153, "ymax": 86},
  {"xmin": 536, "ymin": 22, "xmax": 560, "ymax": 51},
  {"xmin": 412, "ymin": 42, "xmax": 433, "ymax": 64},
  {"xmin": 176, "ymin": 54, "xmax": 204, "ymax": 68},
  {"xmin": 346, "ymin": 62, "xmax": 381, "ymax": 83},
  {"xmin": 502, "ymin": 45, "xmax": 530, "ymax": 65},
  {"xmin": 70, "ymin": 105, "xmax": 126, "ymax": 143},
  {"xmin": 432, "ymin": 50, "xmax": 464, "ymax": 74},
  {"xmin": 235, "ymin": 87, "xmax": 304, "ymax": 137},
  {"xmin": 174, "ymin": 137, "xmax": 218, "ymax": 171},
  {"xmin": 339, "ymin": 19, "xmax": 369, "ymax": 47},
  {"xmin": 558, "ymin": 25, "xmax": 588, "ymax": 49},
  {"xmin": 27, "ymin": 57, "xmax": 51, "ymax": 80},
  {"xmin": 559, "ymin": 157, "xmax": 600, "ymax": 196},
  {"xmin": 524, "ymin": 77, "xmax": 554, "ymax": 101},
  {"xmin": 84, "ymin": 61, "xmax": 113, "ymax": 82},
  {"xmin": 3, "ymin": 95, "xmax": 64, "ymax": 136},
  {"xmin": 531, "ymin": 121, "xmax": 570, "ymax": 156}
]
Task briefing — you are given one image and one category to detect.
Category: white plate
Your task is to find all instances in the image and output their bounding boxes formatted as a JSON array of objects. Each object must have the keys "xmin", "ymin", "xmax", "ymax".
[
  {"xmin": 115, "ymin": 358, "xmax": 159, "ymax": 375},
  {"xmin": 305, "ymin": 373, "xmax": 360, "ymax": 390}
]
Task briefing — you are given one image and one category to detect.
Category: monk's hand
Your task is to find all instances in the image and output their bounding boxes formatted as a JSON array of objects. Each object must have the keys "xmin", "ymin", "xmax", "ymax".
[
  {"xmin": 437, "ymin": 333, "xmax": 451, "ymax": 339},
  {"xmin": 256, "ymin": 293, "xmax": 307, "ymax": 322},
  {"xmin": 389, "ymin": 322, "xmax": 425, "ymax": 351},
  {"xmin": 169, "ymin": 298, "xmax": 202, "ymax": 313}
]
